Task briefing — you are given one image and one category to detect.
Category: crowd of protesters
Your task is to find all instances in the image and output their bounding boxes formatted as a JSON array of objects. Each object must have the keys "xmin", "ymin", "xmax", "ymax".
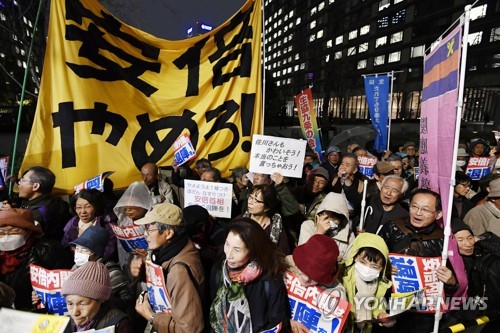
[{"xmin": 0, "ymin": 135, "xmax": 499, "ymax": 333}]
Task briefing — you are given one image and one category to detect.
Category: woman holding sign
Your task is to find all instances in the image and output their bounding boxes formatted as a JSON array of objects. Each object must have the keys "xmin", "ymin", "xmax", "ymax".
[{"xmin": 210, "ymin": 217, "xmax": 289, "ymax": 332}]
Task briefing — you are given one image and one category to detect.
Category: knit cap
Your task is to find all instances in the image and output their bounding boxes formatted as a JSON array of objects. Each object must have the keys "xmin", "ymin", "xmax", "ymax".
[{"xmin": 61, "ymin": 261, "xmax": 111, "ymax": 302}]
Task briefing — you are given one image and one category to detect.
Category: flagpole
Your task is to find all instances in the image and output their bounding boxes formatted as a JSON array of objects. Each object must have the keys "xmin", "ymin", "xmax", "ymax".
[
  {"xmin": 433, "ymin": 6, "xmax": 470, "ymax": 333},
  {"xmin": 387, "ymin": 70, "xmax": 394, "ymax": 151},
  {"xmin": 8, "ymin": 0, "xmax": 45, "ymax": 194},
  {"xmin": 261, "ymin": 0, "xmax": 266, "ymax": 133}
]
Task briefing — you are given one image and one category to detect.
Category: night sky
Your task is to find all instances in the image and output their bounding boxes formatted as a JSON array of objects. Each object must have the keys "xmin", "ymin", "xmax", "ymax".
[{"xmin": 102, "ymin": 0, "xmax": 247, "ymax": 40}]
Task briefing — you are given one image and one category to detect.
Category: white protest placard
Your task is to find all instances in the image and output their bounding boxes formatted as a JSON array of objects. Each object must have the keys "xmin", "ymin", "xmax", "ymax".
[
  {"xmin": 30, "ymin": 264, "xmax": 75, "ymax": 315},
  {"xmin": 145, "ymin": 261, "xmax": 172, "ymax": 314},
  {"xmin": 249, "ymin": 134, "xmax": 307, "ymax": 178},
  {"xmin": 110, "ymin": 223, "xmax": 148, "ymax": 252},
  {"xmin": 184, "ymin": 180, "xmax": 233, "ymax": 218},
  {"xmin": 173, "ymin": 133, "xmax": 197, "ymax": 166}
]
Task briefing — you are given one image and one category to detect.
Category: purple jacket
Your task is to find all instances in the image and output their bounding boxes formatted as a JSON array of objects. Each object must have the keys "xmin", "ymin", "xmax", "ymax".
[{"xmin": 61, "ymin": 214, "xmax": 118, "ymax": 261}]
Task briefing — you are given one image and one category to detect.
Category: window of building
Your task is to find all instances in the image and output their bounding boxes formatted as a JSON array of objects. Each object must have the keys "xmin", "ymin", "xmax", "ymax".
[
  {"xmin": 379, "ymin": 0, "xmax": 390, "ymax": 11},
  {"xmin": 357, "ymin": 59, "xmax": 367, "ymax": 69},
  {"xmin": 348, "ymin": 47, "xmax": 356, "ymax": 56},
  {"xmin": 287, "ymin": 78, "xmax": 292, "ymax": 84},
  {"xmin": 325, "ymin": 54, "xmax": 330, "ymax": 63},
  {"xmin": 374, "ymin": 55, "xmax": 385, "ymax": 66},
  {"xmin": 349, "ymin": 29, "xmax": 358, "ymax": 40},
  {"xmin": 490, "ymin": 27, "xmax": 500, "ymax": 42},
  {"xmin": 277, "ymin": 81, "xmax": 281, "ymax": 86},
  {"xmin": 334, "ymin": 51, "xmax": 342, "ymax": 59},
  {"xmin": 394, "ymin": 0, "xmax": 404, "ymax": 3},
  {"xmin": 335, "ymin": 35, "xmax": 343, "ymax": 45},
  {"xmin": 360, "ymin": 25, "xmax": 370, "ymax": 35},
  {"xmin": 296, "ymin": 17, "xmax": 301, "ymax": 25},
  {"xmin": 17, "ymin": 60, "xmax": 22, "ymax": 67},
  {"xmin": 378, "ymin": 17, "xmax": 389, "ymax": 28},
  {"xmin": 15, "ymin": 46, "xmax": 20, "ymax": 54},
  {"xmin": 411, "ymin": 45, "xmax": 425, "ymax": 58},
  {"xmin": 20, "ymin": 49, "xmax": 25, "ymax": 56},
  {"xmin": 329, "ymin": 0, "xmax": 335, "ymax": 4},
  {"xmin": 376, "ymin": 36, "xmax": 387, "ymax": 47},
  {"xmin": 300, "ymin": 63, "xmax": 306, "ymax": 70},
  {"xmin": 289, "ymin": 10, "xmax": 294, "ymax": 18},
  {"xmin": 468, "ymin": 31, "xmax": 483, "ymax": 45},
  {"xmin": 311, "ymin": 7, "xmax": 317, "ymax": 16},
  {"xmin": 309, "ymin": 34, "xmax": 316, "ymax": 42},
  {"xmin": 392, "ymin": 9, "xmax": 406, "ymax": 25},
  {"xmin": 295, "ymin": 53, "xmax": 300, "ymax": 60},
  {"xmin": 359, "ymin": 42, "xmax": 368, "ymax": 53},
  {"xmin": 388, "ymin": 51, "xmax": 401, "ymax": 63},
  {"xmin": 318, "ymin": 2, "xmax": 325, "ymax": 11},
  {"xmin": 294, "ymin": 65, "xmax": 299, "ymax": 71},
  {"xmin": 0, "ymin": 13, "xmax": 6, "ymax": 21},
  {"xmin": 327, "ymin": 39, "xmax": 333, "ymax": 48},
  {"xmin": 390, "ymin": 31, "xmax": 403, "ymax": 43},
  {"xmin": 310, "ymin": 20, "xmax": 316, "ymax": 29},
  {"xmin": 0, "ymin": 53, "xmax": 5, "ymax": 58},
  {"xmin": 317, "ymin": 30, "xmax": 324, "ymax": 38},
  {"xmin": 470, "ymin": 4, "xmax": 487, "ymax": 21}
]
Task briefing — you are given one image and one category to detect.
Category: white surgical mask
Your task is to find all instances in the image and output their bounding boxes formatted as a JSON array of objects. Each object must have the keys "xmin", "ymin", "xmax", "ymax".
[
  {"xmin": 74, "ymin": 252, "xmax": 90, "ymax": 267},
  {"xmin": 0, "ymin": 234, "xmax": 27, "ymax": 251},
  {"xmin": 456, "ymin": 161, "xmax": 466, "ymax": 167},
  {"xmin": 355, "ymin": 261, "xmax": 381, "ymax": 282}
]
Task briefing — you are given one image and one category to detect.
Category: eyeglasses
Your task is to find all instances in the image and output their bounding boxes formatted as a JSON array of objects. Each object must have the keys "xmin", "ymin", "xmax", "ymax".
[
  {"xmin": 409, "ymin": 204, "xmax": 436, "ymax": 216},
  {"xmin": 16, "ymin": 177, "xmax": 33, "ymax": 185},
  {"xmin": 144, "ymin": 228, "xmax": 159, "ymax": 235},
  {"xmin": 248, "ymin": 195, "xmax": 264, "ymax": 204}
]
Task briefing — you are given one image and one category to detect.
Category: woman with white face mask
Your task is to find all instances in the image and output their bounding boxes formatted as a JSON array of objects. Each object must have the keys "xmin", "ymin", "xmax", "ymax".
[
  {"xmin": 341, "ymin": 233, "xmax": 395, "ymax": 333},
  {"xmin": 0, "ymin": 208, "xmax": 73, "ymax": 310}
]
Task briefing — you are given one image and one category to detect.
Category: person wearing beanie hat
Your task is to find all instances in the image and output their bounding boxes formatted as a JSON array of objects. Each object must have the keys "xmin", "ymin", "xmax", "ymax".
[
  {"xmin": 464, "ymin": 178, "xmax": 500, "ymax": 237},
  {"xmin": 134, "ymin": 202, "xmax": 205, "ymax": 332},
  {"xmin": 287, "ymin": 234, "xmax": 347, "ymax": 333},
  {"xmin": 291, "ymin": 166, "xmax": 331, "ymax": 222},
  {"xmin": 340, "ymin": 233, "xmax": 394, "ymax": 332},
  {"xmin": 403, "ymin": 141, "xmax": 419, "ymax": 168},
  {"xmin": 447, "ymin": 218, "xmax": 500, "ymax": 330},
  {"xmin": 62, "ymin": 261, "xmax": 132, "ymax": 332},
  {"xmin": 0, "ymin": 208, "xmax": 73, "ymax": 310},
  {"xmin": 321, "ymin": 145, "xmax": 342, "ymax": 179}
]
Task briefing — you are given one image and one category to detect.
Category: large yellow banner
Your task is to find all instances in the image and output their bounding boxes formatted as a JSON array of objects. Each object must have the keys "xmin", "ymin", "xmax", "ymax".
[{"xmin": 21, "ymin": 0, "xmax": 262, "ymax": 193}]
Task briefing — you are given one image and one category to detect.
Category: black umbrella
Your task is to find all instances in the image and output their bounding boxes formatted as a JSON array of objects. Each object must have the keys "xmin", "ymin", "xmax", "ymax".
[{"xmin": 328, "ymin": 126, "xmax": 376, "ymax": 151}]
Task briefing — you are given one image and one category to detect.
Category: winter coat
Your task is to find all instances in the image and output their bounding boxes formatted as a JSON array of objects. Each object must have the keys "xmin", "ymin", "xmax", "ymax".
[
  {"xmin": 151, "ymin": 240, "xmax": 205, "ymax": 333},
  {"xmin": 378, "ymin": 218, "xmax": 445, "ymax": 257},
  {"xmin": 464, "ymin": 201, "xmax": 500, "ymax": 237},
  {"xmin": 21, "ymin": 193, "xmax": 70, "ymax": 242},
  {"xmin": 354, "ymin": 194, "xmax": 409, "ymax": 234},
  {"xmin": 298, "ymin": 192, "xmax": 354, "ymax": 263},
  {"xmin": 210, "ymin": 264, "xmax": 290, "ymax": 332},
  {"xmin": 0, "ymin": 238, "xmax": 74, "ymax": 310},
  {"xmin": 67, "ymin": 302, "xmax": 133, "ymax": 333},
  {"xmin": 61, "ymin": 214, "xmax": 118, "ymax": 261},
  {"xmin": 340, "ymin": 233, "xmax": 392, "ymax": 333},
  {"xmin": 141, "ymin": 178, "xmax": 175, "ymax": 205}
]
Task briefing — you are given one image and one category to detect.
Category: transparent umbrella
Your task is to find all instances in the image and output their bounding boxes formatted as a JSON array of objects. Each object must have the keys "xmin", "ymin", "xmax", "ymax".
[{"xmin": 328, "ymin": 126, "xmax": 376, "ymax": 151}]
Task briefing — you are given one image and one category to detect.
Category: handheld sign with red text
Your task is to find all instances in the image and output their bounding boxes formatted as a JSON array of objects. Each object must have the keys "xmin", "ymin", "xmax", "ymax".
[
  {"xmin": 357, "ymin": 156, "xmax": 378, "ymax": 179},
  {"xmin": 389, "ymin": 254, "xmax": 445, "ymax": 313},
  {"xmin": 30, "ymin": 264, "xmax": 74, "ymax": 315},
  {"xmin": 173, "ymin": 133, "xmax": 197, "ymax": 167},
  {"xmin": 145, "ymin": 261, "xmax": 172, "ymax": 313},
  {"xmin": 110, "ymin": 223, "xmax": 148, "ymax": 252},
  {"xmin": 465, "ymin": 157, "xmax": 492, "ymax": 180},
  {"xmin": 285, "ymin": 271, "xmax": 350, "ymax": 333}
]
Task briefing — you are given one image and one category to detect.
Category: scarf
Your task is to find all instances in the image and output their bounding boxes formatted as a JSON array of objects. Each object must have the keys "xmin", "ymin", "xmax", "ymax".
[
  {"xmin": 354, "ymin": 273, "xmax": 378, "ymax": 330},
  {"xmin": 151, "ymin": 232, "xmax": 189, "ymax": 265},
  {"xmin": 210, "ymin": 260, "xmax": 262, "ymax": 333},
  {"xmin": 0, "ymin": 234, "xmax": 34, "ymax": 275}
]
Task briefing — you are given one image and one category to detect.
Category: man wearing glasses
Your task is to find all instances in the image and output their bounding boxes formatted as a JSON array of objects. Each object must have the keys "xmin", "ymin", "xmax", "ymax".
[
  {"xmin": 134, "ymin": 203, "xmax": 205, "ymax": 333},
  {"xmin": 1, "ymin": 166, "xmax": 69, "ymax": 242},
  {"xmin": 378, "ymin": 188, "xmax": 459, "ymax": 333}
]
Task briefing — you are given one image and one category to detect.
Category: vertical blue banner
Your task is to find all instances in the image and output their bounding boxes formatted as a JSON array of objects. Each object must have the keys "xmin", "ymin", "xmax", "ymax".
[{"xmin": 364, "ymin": 75, "xmax": 389, "ymax": 151}]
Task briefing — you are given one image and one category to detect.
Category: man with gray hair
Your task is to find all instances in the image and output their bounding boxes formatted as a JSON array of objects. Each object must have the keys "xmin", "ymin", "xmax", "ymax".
[{"xmin": 354, "ymin": 175, "xmax": 408, "ymax": 234}]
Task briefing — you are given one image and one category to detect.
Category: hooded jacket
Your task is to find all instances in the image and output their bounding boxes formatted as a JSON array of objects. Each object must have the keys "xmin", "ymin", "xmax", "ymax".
[
  {"xmin": 340, "ymin": 233, "xmax": 392, "ymax": 333},
  {"xmin": 468, "ymin": 138, "xmax": 491, "ymax": 157},
  {"xmin": 298, "ymin": 192, "xmax": 354, "ymax": 263}
]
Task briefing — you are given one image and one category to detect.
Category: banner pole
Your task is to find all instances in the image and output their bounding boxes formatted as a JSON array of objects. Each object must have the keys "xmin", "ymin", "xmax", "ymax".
[
  {"xmin": 261, "ymin": 0, "xmax": 266, "ymax": 133},
  {"xmin": 387, "ymin": 70, "xmax": 394, "ymax": 151},
  {"xmin": 433, "ymin": 6, "xmax": 470, "ymax": 333},
  {"xmin": 8, "ymin": 0, "xmax": 45, "ymax": 195}
]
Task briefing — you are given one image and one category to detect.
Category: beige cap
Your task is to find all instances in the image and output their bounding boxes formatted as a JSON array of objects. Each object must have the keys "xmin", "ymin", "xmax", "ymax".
[{"xmin": 134, "ymin": 203, "xmax": 183, "ymax": 226}]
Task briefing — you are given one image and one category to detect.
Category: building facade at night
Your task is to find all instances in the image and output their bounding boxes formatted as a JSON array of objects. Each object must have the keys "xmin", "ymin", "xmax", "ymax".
[{"xmin": 263, "ymin": 0, "xmax": 500, "ymax": 130}]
